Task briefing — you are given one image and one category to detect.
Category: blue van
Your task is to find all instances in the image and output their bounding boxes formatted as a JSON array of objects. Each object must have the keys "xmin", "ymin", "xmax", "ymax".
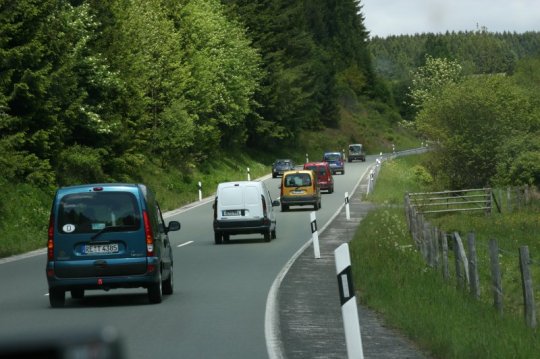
[
  {"xmin": 323, "ymin": 151, "xmax": 345, "ymax": 175},
  {"xmin": 46, "ymin": 183, "xmax": 181, "ymax": 307}
]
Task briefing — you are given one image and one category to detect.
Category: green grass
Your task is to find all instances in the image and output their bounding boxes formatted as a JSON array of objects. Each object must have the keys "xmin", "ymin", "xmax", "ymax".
[
  {"xmin": 140, "ymin": 149, "xmax": 272, "ymax": 211},
  {"xmin": 350, "ymin": 155, "xmax": 540, "ymax": 358}
]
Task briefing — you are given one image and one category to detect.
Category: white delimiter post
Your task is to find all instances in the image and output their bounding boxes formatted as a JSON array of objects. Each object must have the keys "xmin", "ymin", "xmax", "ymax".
[
  {"xmin": 310, "ymin": 211, "xmax": 320, "ymax": 259},
  {"xmin": 247, "ymin": 167, "xmax": 251, "ymax": 181},
  {"xmin": 198, "ymin": 181, "xmax": 202, "ymax": 202},
  {"xmin": 335, "ymin": 243, "xmax": 364, "ymax": 359},
  {"xmin": 344, "ymin": 192, "xmax": 350, "ymax": 220}
]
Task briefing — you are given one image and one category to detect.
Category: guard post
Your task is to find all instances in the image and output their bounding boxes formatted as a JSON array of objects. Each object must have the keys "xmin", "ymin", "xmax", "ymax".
[
  {"xmin": 335, "ymin": 243, "xmax": 364, "ymax": 359},
  {"xmin": 310, "ymin": 211, "xmax": 320, "ymax": 259},
  {"xmin": 345, "ymin": 192, "xmax": 350, "ymax": 220}
]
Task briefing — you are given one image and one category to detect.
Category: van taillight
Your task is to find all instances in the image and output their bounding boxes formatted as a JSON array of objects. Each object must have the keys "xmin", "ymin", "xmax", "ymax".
[
  {"xmin": 142, "ymin": 211, "xmax": 154, "ymax": 256},
  {"xmin": 261, "ymin": 195, "xmax": 267, "ymax": 217},
  {"xmin": 47, "ymin": 214, "xmax": 54, "ymax": 261}
]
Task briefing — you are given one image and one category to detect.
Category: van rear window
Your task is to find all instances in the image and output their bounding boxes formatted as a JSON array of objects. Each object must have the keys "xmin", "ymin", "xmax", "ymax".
[
  {"xmin": 324, "ymin": 153, "xmax": 341, "ymax": 161},
  {"xmin": 306, "ymin": 166, "xmax": 326, "ymax": 176},
  {"xmin": 285, "ymin": 174, "xmax": 312, "ymax": 187},
  {"xmin": 57, "ymin": 192, "xmax": 140, "ymax": 234}
]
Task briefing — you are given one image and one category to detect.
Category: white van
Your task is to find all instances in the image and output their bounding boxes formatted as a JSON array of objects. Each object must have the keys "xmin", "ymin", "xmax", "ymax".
[{"xmin": 213, "ymin": 181, "xmax": 280, "ymax": 244}]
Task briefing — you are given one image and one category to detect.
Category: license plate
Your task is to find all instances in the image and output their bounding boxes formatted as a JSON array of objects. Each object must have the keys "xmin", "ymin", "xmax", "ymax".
[
  {"xmin": 292, "ymin": 190, "xmax": 305, "ymax": 194},
  {"xmin": 223, "ymin": 210, "xmax": 241, "ymax": 216},
  {"xmin": 84, "ymin": 243, "xmax": 119, "ymax": 255}
]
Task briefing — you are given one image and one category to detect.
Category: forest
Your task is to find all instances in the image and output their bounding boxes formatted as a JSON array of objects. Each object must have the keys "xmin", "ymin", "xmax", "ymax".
[
  {"xmin": 1, "ymin": 0, "xmax": 376, "ymax": 189},
  {"xmin": 1, "ymin": 1, "xmax": 540, "ymax": 198}
]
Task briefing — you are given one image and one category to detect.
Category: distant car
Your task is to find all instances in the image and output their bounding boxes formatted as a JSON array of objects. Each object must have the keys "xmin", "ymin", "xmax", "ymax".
[
  {"xmin": 272, "ymin": 159, "xmax": 295, "ymax": 178},
  {"xmin": 323, "ymin": 151, "xmax": 345, "ymax": 175},
  {"xmin": 280, "ymin": 170, "xmax": 321, "ymax": 211},
  {"xmin": 348, "ymin": 143, "xmax": 366, "ymax": 162},
  {"xmin": 46, "ymin": 183, "xmax": 181, "ymax": 307},
  {"xmin": 213, "ymin": 181, "xmax": 279, "ymax": 244},
  {"xmin": 304, "ymin": 161, "xmax": 334, "ymax": 193}
]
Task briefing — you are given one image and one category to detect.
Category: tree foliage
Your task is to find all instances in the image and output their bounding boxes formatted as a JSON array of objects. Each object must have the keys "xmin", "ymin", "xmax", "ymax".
[
  {"xmin": 369, "ymin": 30, "xmax": 540, "ymax": 119},
  {"xmin": 222, "ymin": 0, "xmax": 375, "ymax": 145},
  {"xmin": 1, "ymin": 0, "xmax": 266, "ymax": 184},
  {"xmin": 416, "ymin": 73, "xmax": 539, "ymax": 188},
  {"xmin": 407, "ymin": 55, "xmax": 463, "ymax": 112}
]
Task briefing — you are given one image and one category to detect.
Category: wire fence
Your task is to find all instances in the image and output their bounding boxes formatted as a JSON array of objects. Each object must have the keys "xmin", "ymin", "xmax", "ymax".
[{"xmin": 404, "ymin": 190, "xmax": 540, "ymax": 329}]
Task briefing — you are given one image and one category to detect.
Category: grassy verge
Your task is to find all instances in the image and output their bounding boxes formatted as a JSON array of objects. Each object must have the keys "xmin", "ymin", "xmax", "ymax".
[{"xmin": 349, "ymin": 154, "xmax": 540, "ymax": 358}]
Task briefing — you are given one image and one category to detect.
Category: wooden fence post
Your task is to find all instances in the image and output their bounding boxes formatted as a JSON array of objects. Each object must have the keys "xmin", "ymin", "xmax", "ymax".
[
  {"xmin": 488, "ymin": 239, "xmax": 503, "ymax": 315},
  {"xmin": 485, "ymin": 188, "xmax": 492, "ymax": 215},
  {"xmin": 453, "ymin": 233, "xmax": 463, "ymax": 289},
  {"xmin": 497, "ymin": 189, "xmax": 503, "ymax": 214},
  {"xmin": 467, "ymin": 232, "xmax": 480, "ymax": 299},
  {"xmin": 519, "ymin": 246, "xmax": 537, "ymax": 328},
  {"xmin": 454, "ymin": 232, "xmax": 470, "ymax": 289},
  {"xmin": 404, "ymin": 193, "xmax": 411, "ymax": 229},
  {"xmin": 422, "ymin": 222, "xmax": 430, "ymax": 264},
  {"xmin": 441, "ymin": 231, "xmax": 449, "ymax": 281},
  {"xmin": 432, "ymin": 227, "xmax": 440, "ymax": 269},
  {"xmin": 507, "ymin": 187, "xmax": 512, "ymax": 213}
]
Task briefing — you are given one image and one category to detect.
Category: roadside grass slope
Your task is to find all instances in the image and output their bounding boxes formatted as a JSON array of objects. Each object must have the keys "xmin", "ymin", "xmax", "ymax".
[{"xmin": 350, "ymin": 154, "xmax": 540, "ymax": 358}]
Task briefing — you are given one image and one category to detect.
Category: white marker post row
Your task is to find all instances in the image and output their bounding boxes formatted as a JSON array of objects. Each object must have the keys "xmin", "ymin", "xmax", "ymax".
[
  {"xmin": 310, "ymin": 211, "xmax": 320, "ymax": 259},
  {"xmin": 335, "ymin": 243, "xmax": 364, "ymax": 359}
]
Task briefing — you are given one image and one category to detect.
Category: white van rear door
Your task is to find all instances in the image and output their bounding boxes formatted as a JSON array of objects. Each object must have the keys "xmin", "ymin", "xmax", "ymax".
[
  {"xmin": 243, "ymin": 184, "xmax": 263, "ymax": 219},
  {"xmin": 218, "ymin": 185, "xmax": 243, "ymax": 219},
  {"xmin": 218, "ymin": 183, "xmax": 262, "ymax": 220}
]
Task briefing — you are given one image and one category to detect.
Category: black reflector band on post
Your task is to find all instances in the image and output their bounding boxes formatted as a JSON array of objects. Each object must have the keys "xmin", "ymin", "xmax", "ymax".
[
  {"xmin": 310, "ymin": 220, "xmax": 317, "ymax": 233},
  {"xmin": 337, "ymin": 265, "xmax": 354, "ymax": 305},
  {"xmin": 345, "ymin": 197, "xmax": 349, "ymax": 204}
]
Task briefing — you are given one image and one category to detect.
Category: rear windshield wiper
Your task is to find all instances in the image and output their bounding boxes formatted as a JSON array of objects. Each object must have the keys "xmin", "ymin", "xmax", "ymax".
[{"xmin": 91, "ymin": 225, "xmax": 136, "ymax": 241}]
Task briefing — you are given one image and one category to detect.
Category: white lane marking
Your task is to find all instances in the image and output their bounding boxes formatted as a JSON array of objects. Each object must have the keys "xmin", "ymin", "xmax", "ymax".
[
  {"xmin": 0, "ymin": 248, "xmax": 46, "ymax": 264},
  {"xmin": 177, "ymin": 241, "xmax": 194, "ymax": 248}
]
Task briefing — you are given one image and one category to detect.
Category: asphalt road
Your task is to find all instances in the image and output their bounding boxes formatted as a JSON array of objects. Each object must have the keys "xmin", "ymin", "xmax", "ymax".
[{"xmin": 0, "ymin": 158, "xmax": 372, "ymax": 359}]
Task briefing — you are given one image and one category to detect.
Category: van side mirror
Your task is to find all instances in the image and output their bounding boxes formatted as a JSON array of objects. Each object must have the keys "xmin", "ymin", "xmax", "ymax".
[{"xmin": 166, "ymin": 220, "xmax": 181, "ymax": 232}]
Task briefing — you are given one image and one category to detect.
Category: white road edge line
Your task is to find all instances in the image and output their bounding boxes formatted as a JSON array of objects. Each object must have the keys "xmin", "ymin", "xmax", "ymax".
[
  {"xmin": 177, "ymin": 241, "xmax": 194, "ymax": 248},
  {"xmin": 265, "ymin": 165, "xmax": 372, "ymax": 359}
]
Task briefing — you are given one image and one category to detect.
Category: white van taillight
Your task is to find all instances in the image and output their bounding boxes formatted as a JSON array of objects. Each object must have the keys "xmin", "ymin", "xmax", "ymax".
[
  {"xmin": 142, "ymin": 211, "xmax": 154, "ymax": 256},
  {"xmin": 261, "ymin": 195, "xmax": 267, "ymax": 217},
  {"xmin": 47, "ymin": 214, "xmax": 54, "ymax": 261}
]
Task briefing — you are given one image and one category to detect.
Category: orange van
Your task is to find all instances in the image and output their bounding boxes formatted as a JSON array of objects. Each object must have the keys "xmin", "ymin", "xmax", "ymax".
[{"xmin": 280, "ymin": 170, "xmax": 321, "ymax": 211}]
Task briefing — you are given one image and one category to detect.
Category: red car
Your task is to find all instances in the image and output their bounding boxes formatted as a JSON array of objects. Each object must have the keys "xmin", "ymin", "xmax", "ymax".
[{"xmin": 303, "ymin": 162, "xmax": 334, "ymax": 193}]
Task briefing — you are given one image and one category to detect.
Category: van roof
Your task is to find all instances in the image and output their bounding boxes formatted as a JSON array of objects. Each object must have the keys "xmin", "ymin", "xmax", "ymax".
[
  {"xmin": 56, "ymin": 183, "xmax": 146, "ymax": 197},
  {"xmin": 304, "ymin": 162, "xmax": 327, "ymax": 167},
  {"xmin": 217, "ymin": 181, "xmax": 262, "ymax": 187},
  {"xmin": 283, "ymin": 169, "xmax": 315, "ymax": 175}
]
